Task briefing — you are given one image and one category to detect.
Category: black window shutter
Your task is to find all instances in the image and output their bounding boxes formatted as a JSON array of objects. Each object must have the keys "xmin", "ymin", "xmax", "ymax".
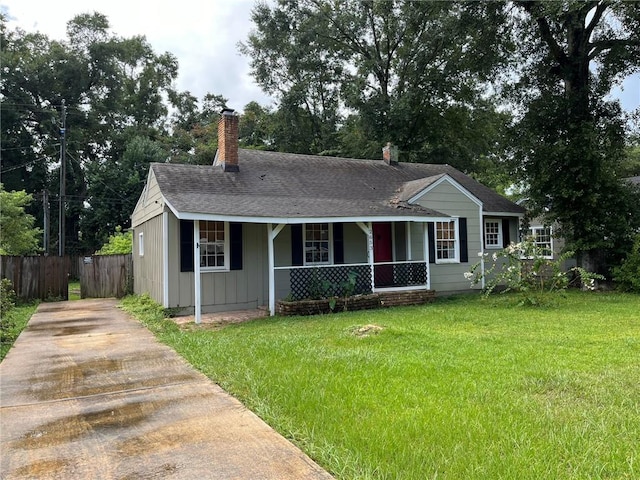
[
  {"xmin": 459, "ymin": 218, "xmax": 468, "ymax": 263},
  {"xmin": 180, "ymin": 220, "xmax": 194, "ymax": 272},
  {"xmin": 333, "ymin": 222, "xmax": 344, "ymax": 264},
  {"xmin": 502, "ymin": 218, "xmax": 511, "ymax": 248},
  {"xmin": 230, "ymin": 223, "xmax": 243, "ymax": 270},
  {"xmin": 427, "ymin": 223, "xmax": 435, "ymax": 264},
  {"xmin": 291, "ymin": 224, "xmax": 303, "ymax": 266}
]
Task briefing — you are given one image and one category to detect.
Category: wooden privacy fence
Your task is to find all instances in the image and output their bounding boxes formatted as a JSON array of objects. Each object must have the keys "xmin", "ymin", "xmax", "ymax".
[
  {"xmin": 1, "ymin": 256, "xmax": 69, "ymax": 300},
  {"xmin": 79, "ymin": 254, "xmax": 133, "ymax": 299}
]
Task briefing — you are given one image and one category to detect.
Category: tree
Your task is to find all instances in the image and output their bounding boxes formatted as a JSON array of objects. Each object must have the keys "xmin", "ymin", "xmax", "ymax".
[
  {"xmin": 242, "ymin": 0, "xmax": 511, "ymax": 168},
  {"xmin": 0, "ymin": 185, "xmax": 41, "ymax": 255},
  {"xmin": 82, "ymin": 136, "xmax": 167, "ymax": 247},
  {"xmin": 1, "ymin": 13, "xmax": 181, "ymax": 253},
  {"xmin": 95, "ymin": 226, "xmax": 132, "ymax": 255},
  {"xmin": 507, "ymin": 1, "xmax": 640, "ymax": 272}
]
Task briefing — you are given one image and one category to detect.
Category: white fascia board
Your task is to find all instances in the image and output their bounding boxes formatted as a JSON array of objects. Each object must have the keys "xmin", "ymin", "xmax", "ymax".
[
  {"xmin": 408, "ymin": 174, "xmax": 483, "ymax": 208},
  {"xmin": 483, "ymin": 211, "xmax": 525, "ymax": 218},
  {"xmin": 173, "ymin": 213, "xmax": 454, "ymax": 224},
  {"xmin": 163, "ymin": 196, "xmax": 180, "ymax": 219}
]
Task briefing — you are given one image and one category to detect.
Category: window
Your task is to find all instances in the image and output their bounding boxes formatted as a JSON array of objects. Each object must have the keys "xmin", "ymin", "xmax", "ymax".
[
  {"xmin": 484, "ymin": 219, "xmax": 502, "ymax": 248},
  {"xmin": 199, "ymin": 220, "xmax": 228, "ymax": 270},
  {"xmin": 304, "ymin": 223, "xmax": 331, "ymax": 264},
  {"xmin": 435, "ymin": 220, "xmax": 458, "ymax": 263},
  {"xmin": 138, "ymin": 232, "xmax": 144, "ymax": 256},
  {"xmin": 528, "ymin": 226, "xmax": 553, "ymax": 259}
]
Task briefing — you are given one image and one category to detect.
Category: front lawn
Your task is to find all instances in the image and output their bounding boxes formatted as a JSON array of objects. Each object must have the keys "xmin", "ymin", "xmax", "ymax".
[{"xmin": 121, "ymin": 292, "xmax": 640, "ymax": 480}]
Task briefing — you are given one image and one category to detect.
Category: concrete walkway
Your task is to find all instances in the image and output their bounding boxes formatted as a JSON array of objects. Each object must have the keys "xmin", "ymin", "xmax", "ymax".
[{"xmin": 0, "ymin": 299, "xmax": 334, "ymax": 479}]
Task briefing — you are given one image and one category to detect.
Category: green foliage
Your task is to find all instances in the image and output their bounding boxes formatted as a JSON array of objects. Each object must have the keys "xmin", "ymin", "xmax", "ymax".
[
  {"xmin": 506, "ymin": 1, "xmax": 640, "ymax": 271},
  {"xmin": 466, "ymin": 239, "xmax": 604, "ymax": 306},
  {"xmin": 242, "ymin": 0, "xmax": 511, "ymax": 170},
  {"xmin": 1, "ymin": 13, "xmax": 181, "ymax": 253},
  {"xmin": 612, "ymin": 234, "xmax": 640, "ymax": 292},
  {"xmin": 95, "ymin": 226, "xmax": 132, "ymax": 255},
  {"xmin": 119, "ymin": 294, "xmax": 180, "ymax": 337},
  {"xmin": 0, "ymin": 278, "xmax": 16, "ymax": 316},
  {"xmin": 126, "ymin": 292, "xmax": 640, "ymax": 479},
  {"xmin": 0, "ymin": 286, "xmax": 37, "ymax": 361},
  {"xmin": 0, "ymin": 184, "xmax": 41, "ymax": 255}
]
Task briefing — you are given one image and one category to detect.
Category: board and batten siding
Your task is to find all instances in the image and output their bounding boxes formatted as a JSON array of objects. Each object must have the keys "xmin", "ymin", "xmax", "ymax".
[
  {"xmin": 133, "ymin": 214, "xmax": 164, "ymax": 303},
  {"xmin": 131, "ymin": 169, "xmax": 164, "ymax": 228},
  {"xmin": 413, "ymin": 180, "xmax": 482, "ymax": 292},
  {"xmin": 166, "ymin": 215, "xmax": 269, "ymax": 314}
]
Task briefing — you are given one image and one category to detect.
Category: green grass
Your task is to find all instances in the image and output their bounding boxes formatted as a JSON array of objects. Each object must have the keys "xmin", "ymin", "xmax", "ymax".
[
  {"xmin": 121, "ymin": 292, "xmax": 640, "ymax": 480},
  {"xmin": 68, "ymin": 280, "xmax": 81, "ymax": 300},
  {"xmin": 1, "ymin": 302, "xmax": 38, "ymax": 361}
]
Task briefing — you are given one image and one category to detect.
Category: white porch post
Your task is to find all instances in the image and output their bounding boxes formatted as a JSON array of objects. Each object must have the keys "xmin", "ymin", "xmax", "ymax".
[
  {"xmin": 423, "ymin": 222, "xmax": 431, "ymax": 290},
  {"xmin": 268, "ymin": 223, "xmax": 286, "ymax": 316},
  {"xmin": 193, "ymin": 220, "xmax": 201, "ymax": 324},
  {"xmin": 406, "ymin": 221, "xmax": 412, "ymax": 260},
  {"xmin": 357, "ymin": 222, "xmax": 374, "ymax": 292},
  {"xmin": 479, "ymin": 208, "xmax": 486, "ymax": 289},
  {"xmin": 162, "ymin": 212, "xmax": 169, "ymax": 308}
]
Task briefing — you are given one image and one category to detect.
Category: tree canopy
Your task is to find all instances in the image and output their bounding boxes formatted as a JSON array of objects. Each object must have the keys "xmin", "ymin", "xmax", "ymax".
[
  {"xmin": 0, "ymin": 185, "xmax": 41, "ymax": 255},
  {"xmin": 506, "ymin": 0, "xmax": 640, "ymax": 271},
  {"xmin": 241, "ymin": 0, "xmax": 513, "ymax": 170}
]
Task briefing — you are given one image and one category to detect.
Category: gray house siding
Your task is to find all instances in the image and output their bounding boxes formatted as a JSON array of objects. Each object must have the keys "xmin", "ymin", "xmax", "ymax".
[
  {"xmin": 165, "ymin": 216, "xmax": 269, "ymax": 314},
  {"xmin": 413, "ymin": 180, "xmax": 482, "ymax": 291},
  {"xmin": 132, "ymin": 214, "xmax": 164, "ymax": 304}
]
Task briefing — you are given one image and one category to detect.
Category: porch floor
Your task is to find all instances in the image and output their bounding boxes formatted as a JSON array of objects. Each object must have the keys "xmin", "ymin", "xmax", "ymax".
[{"xmin": 172, "ymin": 307, "xmax": 269, "ymax": 328}]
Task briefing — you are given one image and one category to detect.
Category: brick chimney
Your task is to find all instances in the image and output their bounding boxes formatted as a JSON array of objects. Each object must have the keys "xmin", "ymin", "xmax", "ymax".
[
  {"xmin": 216, "ymin": 108, "xmax": 239, "ymax": 172},
  {"xmin": 382, "ymin": 142, "xmax": 398, "ymax": 165}
]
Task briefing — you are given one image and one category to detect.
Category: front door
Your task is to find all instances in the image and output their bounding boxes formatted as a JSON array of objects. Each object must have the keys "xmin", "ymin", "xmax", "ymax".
[{"xmin": 373, "ymin": 222, "xmax": 393, "ymax": 287}]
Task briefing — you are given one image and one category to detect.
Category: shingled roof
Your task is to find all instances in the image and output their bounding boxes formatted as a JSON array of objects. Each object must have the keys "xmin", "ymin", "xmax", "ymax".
[{"xmin": 152, "ymin": 149, "xmax": 524, "ymax": 220}]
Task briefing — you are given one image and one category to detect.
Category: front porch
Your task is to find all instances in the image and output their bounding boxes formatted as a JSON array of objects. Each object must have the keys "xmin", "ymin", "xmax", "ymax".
[{"xmin": 267, "ymin": 220, "xmax": 434, "ymax": 315}]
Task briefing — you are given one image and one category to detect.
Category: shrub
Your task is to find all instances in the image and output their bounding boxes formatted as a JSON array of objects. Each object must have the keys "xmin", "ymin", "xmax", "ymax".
[
  {"xmin": 612, "ymin": 234, "xmax": 640, "ymax": 293},
  {"xmin": 465, "ymin": 238, "xmax": 604, "ymax": 306},
  {"xmin": 0, "ymin": 278, "xmax": 16, "ymax": 316},
  {"xmin": 95, "ymin": 226, "xmax": 132, "ymax": 255}
]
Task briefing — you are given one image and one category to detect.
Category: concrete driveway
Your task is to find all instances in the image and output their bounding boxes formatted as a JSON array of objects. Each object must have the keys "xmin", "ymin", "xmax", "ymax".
[{"xmin": 0, "ymin": 299, "xmax": 334, "ymax": 479}]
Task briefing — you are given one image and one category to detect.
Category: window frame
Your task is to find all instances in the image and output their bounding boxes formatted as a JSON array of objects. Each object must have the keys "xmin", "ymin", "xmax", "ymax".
[
  {"xmin": 138, "ymin": 232, "xmax": 144, "ymax": 257},
  {"xmin": 527, "ymin": 226, "xmax": 553, "ymax": 259},
  {"xmin": 199, "ymin": 220, "xmax": 230, "ymax": 272},
  {"xmin": 484, "ymin": 218, "xmax": 503, "ymax": 249},
  {"xmin": 434, "ymin": 219, "xmax": 459, "ymax": 264},
  {"xmin": 303, "ymin": 223, "xmax": 333, "ymax": 265}
]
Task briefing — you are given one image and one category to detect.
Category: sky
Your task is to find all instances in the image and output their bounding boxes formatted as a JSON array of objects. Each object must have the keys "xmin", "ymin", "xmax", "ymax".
[
  {"xmin": 0, "ymin": 0, "xmax": 275, "ymax": 111},
  {"xmin": 1, "ymin": 0, "xmax": 639, "ymax": 114}
]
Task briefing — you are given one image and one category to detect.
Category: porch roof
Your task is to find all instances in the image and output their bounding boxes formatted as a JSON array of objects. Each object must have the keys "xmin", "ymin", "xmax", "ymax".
[{"xmin": 152, "ymin": 149, "xmax": 524, "ymax": 219}]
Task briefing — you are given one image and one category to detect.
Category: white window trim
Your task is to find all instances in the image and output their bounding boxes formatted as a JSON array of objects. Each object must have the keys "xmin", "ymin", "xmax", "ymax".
[
  {"xmin": 138, "ymin": 232, "xmax": 144, "ymax": 257},
  {"xmin": 484, "ymin": 218, "xmax": 503, "ymax": 250},
  {"xmin": 199, "ymin": 221, "xmax": 230, "ymax": 272},
  {"xmin": 527, "ymin": 225, "xmax": 554, "ymax": 260},
  {"xmin": 303, "ymin": 222, "xmax": 333, "ymax": 266},
  {"xmin": 435, "ymin": 218, "xmax": 459, "ymax": 264}
]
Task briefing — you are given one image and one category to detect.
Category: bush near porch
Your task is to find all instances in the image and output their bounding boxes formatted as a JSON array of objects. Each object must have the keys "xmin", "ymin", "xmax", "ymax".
[{"xmin": 122, "ymin": 291, "xmax": 640, "ymax": 480}]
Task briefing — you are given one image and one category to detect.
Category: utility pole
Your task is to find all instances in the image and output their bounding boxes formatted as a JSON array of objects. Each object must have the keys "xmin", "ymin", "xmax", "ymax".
[
  {"xmin": 58, "ymin": 99, "xmax": 66, "ymax": 257},
  {"xmin": 42, "ymin": 189, "xmax": 50, "ymax": 255}
]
